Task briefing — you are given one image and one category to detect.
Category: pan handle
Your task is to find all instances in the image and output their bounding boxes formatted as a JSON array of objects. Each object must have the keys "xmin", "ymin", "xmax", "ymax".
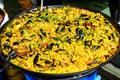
[
  {"xmin": 0, "ymin": 54, "xmax": 10, "ymax": 72},
  {"xmin": 0, "ymin": 64, "xmax": 9, "ymax": 72}
]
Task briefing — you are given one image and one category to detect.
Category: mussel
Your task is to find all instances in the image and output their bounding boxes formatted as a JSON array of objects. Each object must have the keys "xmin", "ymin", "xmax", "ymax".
[
  {"xmin": 92, "ymin": 45, "xmax": 100, "ymax": 50},
  {"xmin": 46, "ymin": 43, "xmax": 59, "ymax": 50},
  {"xmin": 55, "ymin": 26, "xmax": 65, "ymax": 33},
  {"xmin": 3, "ymin": 43, "xmax": 11, "ymax": 49},
  {"xmin": 21, "ymin": 39, "xmax": 31, "ymax": 42},
  {"xmin": 84, "ymin": 40, "xmax": 92, "ymax": 46},
  {"xmin": 67, "ymin": 38, "xmax": 71, "ymax": 44},
  {"xmin": 5, "ymin": 32, "xmax": 12, "ymax": 38},
  {"xmin": 13, "ymin": 42, "xmax": 20, "ymax": 45},
  {"xmin": 20, "ymin": 30, "xmax": 24, "ymax": 36},
  {"xmin": 55, "ymin": 49, "xmax": 66, "ymax": 52},
  {"xmin": 33, "ymin": 54, "xmax": 39, "ymax": 64},
  {"xmin": 39, "ymin": 29, "xmax": 46, "ymax": 37},
  {"xmin": 7, "ymin": 50, "xmax": 18, "ymax": 60},
  {"xmin": 76, "ymin": 28, "xmax": 82, "ymax": 35},
  {"xmin": 68, "ymin": 28, "xmax": 71, "ymax": 32},
  {"xmin": 76, "ymin": 34, "xmax": 84, "ymax": 41},
  {"xmin": 33, "ymin": 54, "xmax": 45, "ymax": 69}
]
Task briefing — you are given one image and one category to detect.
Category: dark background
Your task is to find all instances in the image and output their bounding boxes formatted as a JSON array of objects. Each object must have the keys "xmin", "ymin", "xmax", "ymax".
[{"xmin": 3, "ymin": 0, "xmax": 109, "ymax": 19}]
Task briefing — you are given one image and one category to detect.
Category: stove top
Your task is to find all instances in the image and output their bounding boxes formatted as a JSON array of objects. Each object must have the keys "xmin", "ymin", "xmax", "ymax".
[{"xmin": 24, "ymin": 71, "xmax": 101, "ymax": 80}]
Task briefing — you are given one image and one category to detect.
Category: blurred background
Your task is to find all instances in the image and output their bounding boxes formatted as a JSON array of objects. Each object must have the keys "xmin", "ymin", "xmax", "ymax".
[
  {"xmin": 1, "ymin": 0, "xmax": 120, "ymax": 80},
  {"xmin": 3, "ymin": 0, "xmax": 110, "ymax": 19}
]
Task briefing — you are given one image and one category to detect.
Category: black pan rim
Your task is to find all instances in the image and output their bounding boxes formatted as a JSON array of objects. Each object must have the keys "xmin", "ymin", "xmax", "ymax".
[{"xmin": 0, "ymin": 5, "xmax": 120, "ymax": 79}]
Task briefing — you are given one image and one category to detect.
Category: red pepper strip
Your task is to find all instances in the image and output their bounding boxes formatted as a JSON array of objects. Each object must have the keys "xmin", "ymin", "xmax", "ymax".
[
  {"xmin": 25, "ymin": 50, "xmax": 32, "ymax": 55},
  {"xmin": 86, "ymin": 60, "xmax": 97, "ymax": 65},
  {"xmin": 86, "ymin": 60, "xmax": 93, "ymax": 65},
  {"xmin": 84, "ymin": 22, "xmax": 92, "ymax": 26},
  {"xmin": 91, "ymin": 25, "xmax": 97, "ymax": 29},
  {"xmin": 41, "ymin": 43, "xmax": 48, "ymax": 48},
  {"xmin": 19, "ymin": 27, "xmax": 22, "ymax": 30},
  {"xmin": 49, "ymin": 35, "xmax": 53, "ymax": 39}
]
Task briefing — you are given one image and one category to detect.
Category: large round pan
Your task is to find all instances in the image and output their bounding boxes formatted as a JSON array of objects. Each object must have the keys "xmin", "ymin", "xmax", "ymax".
[{"xmin": 0, "ymin": 5, "xmax": 120, "ymax": 79}]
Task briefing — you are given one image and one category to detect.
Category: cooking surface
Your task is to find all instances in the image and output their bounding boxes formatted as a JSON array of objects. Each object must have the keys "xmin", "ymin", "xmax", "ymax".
[{"xmin": 1, "ymin": 0, "xmax": 120, "ymax": 80}]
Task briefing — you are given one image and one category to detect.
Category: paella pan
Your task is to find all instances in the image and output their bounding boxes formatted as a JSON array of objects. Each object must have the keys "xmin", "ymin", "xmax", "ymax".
[{"xmin": 0, "ymin": 6, "xmax": 120, "ymax": 78}]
